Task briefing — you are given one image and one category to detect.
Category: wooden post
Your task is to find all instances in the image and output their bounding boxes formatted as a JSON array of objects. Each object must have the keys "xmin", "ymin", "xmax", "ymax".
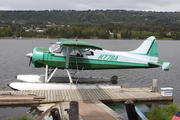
[
  {"xmin": 152, "ymin": 79, "xmax": 158, "ymax": 92},
  {"xmin": 69, "ymin": 101, "xmax": 79, "ymax": 120},
  {"xmin": 50, "ymin": 108, "xmax": 61, "ymax": 120},
  {"xmin": 125, "ymin": 101, "xmax": 138, "ymax": 120}
]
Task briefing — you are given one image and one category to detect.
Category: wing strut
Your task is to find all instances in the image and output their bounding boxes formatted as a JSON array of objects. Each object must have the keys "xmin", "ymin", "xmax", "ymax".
[
  {"xmin": 66, "ymin": 47, "xmax": 70, "ymax": 68},
  {"xmin": 65, "ymin": 47, "xmax": 73, "ymax": 84}
]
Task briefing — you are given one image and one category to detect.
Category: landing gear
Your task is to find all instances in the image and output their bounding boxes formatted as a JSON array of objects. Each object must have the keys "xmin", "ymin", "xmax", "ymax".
[
  {"xmin": 45, "ymin": 65, "xmax": 58, "ymax": 83},
  {"xmin": 45, "ymin": 65, "xmax": 73, "ymax": 84}
]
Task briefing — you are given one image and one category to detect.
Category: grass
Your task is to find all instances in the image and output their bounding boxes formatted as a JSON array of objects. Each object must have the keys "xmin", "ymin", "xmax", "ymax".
[
  {"xmin": 148, "ymin": 103, "xmax": 179, "ymax": 120},
  {"xmin": 6, "ymin": 115, "xmax": 34, "ymax": 120}
]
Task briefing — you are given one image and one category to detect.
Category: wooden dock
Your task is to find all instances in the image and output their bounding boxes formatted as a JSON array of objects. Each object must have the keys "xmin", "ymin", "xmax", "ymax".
[{"xmin": 0, "ymin": 87, "xmax": 173, "ymax": 105}]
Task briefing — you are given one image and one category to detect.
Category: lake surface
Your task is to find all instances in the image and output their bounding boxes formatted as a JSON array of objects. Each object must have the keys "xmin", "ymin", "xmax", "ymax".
[{"xmin": 0, "ymin": 38, "xmax": 179, "ymax": 118}]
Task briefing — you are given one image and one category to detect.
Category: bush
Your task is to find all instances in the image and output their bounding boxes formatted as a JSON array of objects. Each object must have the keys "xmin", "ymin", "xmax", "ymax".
[{"xmin": 148, "ymin": 103, "xmax": 179, "ymax": 120}]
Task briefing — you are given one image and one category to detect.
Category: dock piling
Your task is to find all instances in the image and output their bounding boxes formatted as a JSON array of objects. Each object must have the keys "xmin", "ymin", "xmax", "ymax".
[
  {"xmin": 69, "ymin": 101, "xmax": 79, "ymax": 120},
  {"xmin": 125, "ymin": 101, "xmax": 138, "ymax": 120},
  {"xmin": 152, "ymin": 79, "xmax": 158, "ymax": 92},
  {"xmin": 50, "ymin": 108, "xmax": 61, "ymax": 120}
]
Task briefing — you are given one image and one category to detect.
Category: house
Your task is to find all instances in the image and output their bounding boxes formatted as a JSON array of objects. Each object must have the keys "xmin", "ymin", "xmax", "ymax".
[
  {"xmin": 36, "ymin": 27, "xmax": 41, "ymax": 31},
  {"xmin": 117, "ymin": 33, "xmax": 121, "ymax": 36},
  {"xmin": 37, "ymin": 30, "xmax": 45, "ymax": 32}
]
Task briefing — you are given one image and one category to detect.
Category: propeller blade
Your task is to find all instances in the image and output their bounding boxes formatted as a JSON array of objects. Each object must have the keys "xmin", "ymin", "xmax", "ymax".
[
  {"xmin": 26, "ymin": 53, "xmax": 33, "ymax": 66},
  {"xmin": 29, "ymin": 57, "xmax": 32, "ymax": 66}
]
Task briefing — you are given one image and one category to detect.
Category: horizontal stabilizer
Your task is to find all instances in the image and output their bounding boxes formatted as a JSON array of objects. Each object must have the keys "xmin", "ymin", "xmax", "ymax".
[
  {"xmin": 162, "ymin": 62, "xmax": 172, "ymax": 71},
  {"xmin": 148, "ymin": 61, "xmax": 173, "ymax": 71}
]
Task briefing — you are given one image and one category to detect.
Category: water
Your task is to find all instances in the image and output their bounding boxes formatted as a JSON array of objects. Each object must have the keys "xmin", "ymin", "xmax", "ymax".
[
  {"xmin": 0, "ymin": 38, "xmax": 179, "ymax": 118},
  {"xmin": 0, "ymin": 105, "xmax": 42, "ymax": 120}
]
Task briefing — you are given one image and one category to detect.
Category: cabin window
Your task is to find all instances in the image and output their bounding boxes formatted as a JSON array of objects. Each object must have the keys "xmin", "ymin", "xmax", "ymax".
[
  {"xmin": 70, "ymin": 49, "xmax": 83, "ymax": 57},
  {"xmin": 86, "ymin": 51, "xmax": 94, "ymax": 56}
]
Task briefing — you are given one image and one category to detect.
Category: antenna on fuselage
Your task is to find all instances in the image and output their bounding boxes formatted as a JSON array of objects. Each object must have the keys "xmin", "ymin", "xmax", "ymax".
[
  {"xmin": 74, "ymin": 37, "xmax": 78, "ymax": 41},
  {"xmin": 96, "ymin": 42, "xmax": 100, "ymax": 46},
  {"xmin": 31, "ymin": 39, "xmax": 34, "ymax": 51}
]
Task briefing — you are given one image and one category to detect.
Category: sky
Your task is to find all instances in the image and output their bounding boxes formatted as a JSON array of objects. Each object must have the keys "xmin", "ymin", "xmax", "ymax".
[{"xmin": 0, "ymin": 0, "xmax": 180, "ymax": 12}]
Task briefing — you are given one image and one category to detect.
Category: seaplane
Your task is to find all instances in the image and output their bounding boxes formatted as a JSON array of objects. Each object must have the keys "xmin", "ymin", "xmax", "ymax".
[{"xmin": 9, "ymin": 36, "xmax": 172, "ymax": 90}]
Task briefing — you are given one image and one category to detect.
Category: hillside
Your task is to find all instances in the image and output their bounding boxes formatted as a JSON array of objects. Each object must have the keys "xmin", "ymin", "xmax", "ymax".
[{"xmin": 1, "ymin": 10, "xmax": 180, "ymax": 26}]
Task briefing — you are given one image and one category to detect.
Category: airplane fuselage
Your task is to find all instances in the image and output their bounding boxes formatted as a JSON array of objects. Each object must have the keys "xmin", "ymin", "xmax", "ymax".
[{"xmin": 32, "ymin": 47, "xmax": 158, "ymax": 70}]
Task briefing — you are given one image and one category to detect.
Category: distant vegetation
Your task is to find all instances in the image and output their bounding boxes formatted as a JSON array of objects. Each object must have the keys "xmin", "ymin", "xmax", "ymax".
[{"xmin": 0, "ymin": 10, "xmax": 180, "ymax": 39}]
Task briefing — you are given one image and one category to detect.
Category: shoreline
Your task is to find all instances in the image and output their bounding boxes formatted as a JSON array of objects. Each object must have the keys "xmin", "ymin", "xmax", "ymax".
[{"xmin": 0, "ymin": 37, "xmax": 175, "ymax": 40}]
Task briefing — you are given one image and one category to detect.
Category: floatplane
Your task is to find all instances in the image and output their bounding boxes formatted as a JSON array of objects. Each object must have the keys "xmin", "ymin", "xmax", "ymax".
[{"xmin": 9, "ymin": 36, "xmax": 172, "ymax": 90}]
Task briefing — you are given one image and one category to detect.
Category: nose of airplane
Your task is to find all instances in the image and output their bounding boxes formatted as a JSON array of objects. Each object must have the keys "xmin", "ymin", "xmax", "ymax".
[
  {"xmin": 31, "ymin": 47, "xmax": 47, "ymax": 68},
  {"xmin": 26, "ymin": 53, "xmax": 33, "ymax": 58},
  {"xmin": 26, "ymin": 53, "xmax": 33, "ymax": 66}
]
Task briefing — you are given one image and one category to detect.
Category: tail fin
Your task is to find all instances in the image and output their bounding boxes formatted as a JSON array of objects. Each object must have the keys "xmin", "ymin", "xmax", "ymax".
[
  {"xmin": 132, "ymin": 36, "xmax": 172, "ymax": 71},
  {"xmin": 131, "ymin": 36, "xmax": 158, "ymax": 57}
]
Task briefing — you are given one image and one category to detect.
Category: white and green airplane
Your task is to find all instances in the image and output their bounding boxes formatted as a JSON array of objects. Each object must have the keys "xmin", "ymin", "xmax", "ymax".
[{"xmin": 9, "ymin": 36, "xmax": 172, "ymax": 90}]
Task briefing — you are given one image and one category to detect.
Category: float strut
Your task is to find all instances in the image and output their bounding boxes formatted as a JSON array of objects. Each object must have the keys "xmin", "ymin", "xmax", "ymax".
[
  {"xmin": 46, "ymin": 67, "xmax": 58, "ymax": 82},
  {"xmin": 45, "ymin": 65, "xmax": 48, "ymax": 82},
  {"xmin": 65, "ymin": 69, "xmax": 73, "ymax": 84}
]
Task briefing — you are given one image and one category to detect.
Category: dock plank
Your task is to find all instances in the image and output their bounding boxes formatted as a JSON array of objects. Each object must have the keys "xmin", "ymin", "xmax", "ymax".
[
  {"xmin": 86, "ymin": 89, "xmax": 96, "ymax": 100},
  {"xmin": 89, "ymin": 89, "xmax": 99, "ymax": 99},
  {"xmin": 74, "ymin": 89, "xmax": 81, "ymax": 100},
  {"xmin": 65, "ymin": 89, "xmax": 70, "ymax": 101},
  {"xmin": 78, "ymin": 89, "xmax": 87, "ymax": 100},
  {"xmin": 93, "ymin": 89, "xmax": 104, "ymax": 100},
  {"xmin": 79, "ymin": 100, "xmax": 116, "ymax": 120},
  {"xmin": 91, "ymin": 100, "xmax": 123, "ymax": 120}
]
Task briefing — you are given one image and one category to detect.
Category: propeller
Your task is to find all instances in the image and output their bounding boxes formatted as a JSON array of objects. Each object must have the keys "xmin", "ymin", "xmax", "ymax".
[{"xmin": 26, "ymin": 53, "xmax": 33, "ymax": 66}]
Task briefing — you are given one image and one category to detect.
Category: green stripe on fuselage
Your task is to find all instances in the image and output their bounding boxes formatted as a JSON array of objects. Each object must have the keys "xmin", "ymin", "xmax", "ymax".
[{"xmin": 34, "ymin": 53, "xmax": 156, "ymax": 69}]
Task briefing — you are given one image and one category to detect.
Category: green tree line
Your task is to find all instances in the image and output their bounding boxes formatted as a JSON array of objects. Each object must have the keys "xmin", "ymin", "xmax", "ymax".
[{"xmin": 1, "ymin": 23, "xmax": 180, "ymax": 39}]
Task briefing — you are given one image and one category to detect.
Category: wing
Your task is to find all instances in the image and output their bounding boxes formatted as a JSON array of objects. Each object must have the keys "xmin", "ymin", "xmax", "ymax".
[{"xmin": 60, "ymin": 40, "xmax": 102, "ymax": 50}]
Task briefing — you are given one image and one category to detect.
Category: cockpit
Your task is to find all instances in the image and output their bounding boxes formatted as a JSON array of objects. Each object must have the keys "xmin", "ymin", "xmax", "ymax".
[{"xmin": 49, "ymin": 44, "xmax": 94, "ymax": 57}]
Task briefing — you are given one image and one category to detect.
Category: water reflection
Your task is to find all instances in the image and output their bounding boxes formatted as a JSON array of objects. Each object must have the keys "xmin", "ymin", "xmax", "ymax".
[{"xmin": 0, "ymin": 105, "xmax": 42, "ymax": 120}]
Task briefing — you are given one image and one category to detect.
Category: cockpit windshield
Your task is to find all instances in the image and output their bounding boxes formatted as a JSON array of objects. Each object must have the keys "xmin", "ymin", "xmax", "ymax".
[{"xmin": 49, "ymin": 44, "xmax": 63, "ymax": 54}]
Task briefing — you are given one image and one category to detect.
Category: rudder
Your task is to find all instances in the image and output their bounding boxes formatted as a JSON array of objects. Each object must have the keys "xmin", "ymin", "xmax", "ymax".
[{"xmin": 131, "ymin": 36, "xmax": 158, "ymax": 57}]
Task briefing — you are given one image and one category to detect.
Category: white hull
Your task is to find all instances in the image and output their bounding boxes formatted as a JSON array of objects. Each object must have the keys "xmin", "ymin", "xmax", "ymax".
[
  {"xmin": 16, "ymin": 74, "xmax": 110, "ymax": 83},
  {"xmin": 9, "ymin": 82, "xmax": 121, "ymax": 90}
]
